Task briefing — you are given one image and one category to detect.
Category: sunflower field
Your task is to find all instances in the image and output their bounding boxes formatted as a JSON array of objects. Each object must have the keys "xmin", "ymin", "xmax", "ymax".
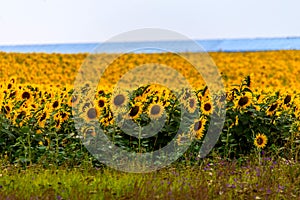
[{"xmin": 0, "ymin": 50, "xmax": 300, "ymax": 166}]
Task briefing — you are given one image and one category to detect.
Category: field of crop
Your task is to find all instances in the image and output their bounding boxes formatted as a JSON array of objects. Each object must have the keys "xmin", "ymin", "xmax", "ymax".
[{"xmin": 0, "ymin": 50, "xmax": 300, "ymax": 199}]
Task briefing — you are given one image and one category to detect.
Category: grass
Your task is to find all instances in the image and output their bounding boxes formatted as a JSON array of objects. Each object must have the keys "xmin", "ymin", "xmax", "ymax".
[{"xmin": 0, "ymin": 155, "xmax": 299, "ymax": 200}]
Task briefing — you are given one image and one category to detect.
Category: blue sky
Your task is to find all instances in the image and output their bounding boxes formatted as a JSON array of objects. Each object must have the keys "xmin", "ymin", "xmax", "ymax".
[{"xmin": 0, "ymin": 0, "xmax": 299, "ymax": 44}]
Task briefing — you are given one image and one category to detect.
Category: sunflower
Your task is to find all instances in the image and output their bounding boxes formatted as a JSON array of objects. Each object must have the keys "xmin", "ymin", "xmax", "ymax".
[
  {"xmin": 54, "ymin": 111, "xmax": 69, "ymax": 123},
  {"xmin": 17, "ymin": 88, "xmax": 33, "ymax": 102},
  {"xmin": 254, "ymin": 133, "xmax": 268, "ymax": 149},
  {"xmin": 127, "ymin": 102, "xmax": 143, "ymax": 120},
  {"xmin": 94, "ymin": 96, "xmax": 107, "ymax": 109},
  {"xmin": 3, "ymin": 101, "xmax": 13, "ymax": 118},
  {"xmin": 100, "ymin": 111, "xmax": 115, "ymax": 127},
  {"xmin": 59, "ymin": 111, "xmax": 69, "ymax": 122},
  {"xmin": 55, "ymin": 118, "xmax": 62, "ymax": 129},
  {"xmin": 148, "ymin": 102, "xmax": 164, "ymax": 120},
  {"xmin": 83, "ymin": 126, "xmax": 96, "ymax": 139},
  {"xmin": 185, "ymin": 97, "xmax": 198, "ymax": 113},
  {"xmin": 235, "ymin": 93, "xmax": 252, "ymax": 109},
  {"xmin": 84, "ymin": 107, "xmax": 100, "ymax": 122},
  {"xmin": 37, "ymin": 110, "xmax": 49, "ymax": 128},
  {"xmin": 191, "ymin": 117, "xmax": 207, "ymax": 139},
  {"xmin": 9, "ymin": 76, "xmax": 17, "ymax": 84},
  {"xmin": 6, "ymin": 82, "xmax": 13, "ymax": 90},
  {"xmin": 69, "ymin": 94, "xmax": 80, "ymax": 107},
  {"xmin": 266, "ymin": 102, "xmax": 278, "ymax": 116},
  {"xmin": 111, "ymin": 92, "xmax": 128, "ymax": 107},
  {"xmin": 110, "ymin": 91, "xmax": 129, "ymax": 114},
  {"xmin": 283, "ymin": 94, "xmax": 292, "ymax": 105},
  {"xmin": 8, "ymin": 89, "xmax": 18, "ymax": 99},
  {"xmin": 201, "ymin": 101, "xmax": 213, "ymax": 115}
]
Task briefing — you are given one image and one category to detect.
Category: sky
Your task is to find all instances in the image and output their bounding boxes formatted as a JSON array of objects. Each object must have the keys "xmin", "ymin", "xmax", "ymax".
[{"xmin": 0, "ymin": 0, "xmax": 299, "ymax": 45}]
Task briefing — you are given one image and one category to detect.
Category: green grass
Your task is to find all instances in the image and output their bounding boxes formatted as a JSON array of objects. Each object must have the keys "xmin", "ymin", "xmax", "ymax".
[{"xmin": 0, "ymin": 156, "xmax": 299, "ymax": 200}]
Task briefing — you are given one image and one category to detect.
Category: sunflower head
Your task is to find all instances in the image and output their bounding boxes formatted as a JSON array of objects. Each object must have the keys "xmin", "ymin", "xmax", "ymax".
[
  {"xmin": 52, "ymin": 100, "xmax": 60, "ymax": 109},
  {"xmin": 113, "ymin": 93, "xmax": 126, "ymax": 107},
  {"xmin": 86, "ymin": 107, "xmax": 99, "ymax": 121},
  {"xmin": 128, "ymin": 102, "xmax": 143, "ymax": 120},
  {"xmin": 266, "ymin": 102, "xmax": 278, "ymax": 116},
  {"xmin": 70, "ymin": 94, "xmax": 80, "ymax": 106},
  {"xmin": 191, "ymin": 117, "xmax": 207, "ymax": 139},
  {"xmin": 283, "ymin": 94, "xmax": 292, "ymax": 105},
  {"xmin": 110, "ymin": 91, "xmax": 129, "ymax": 114},
  {"xmin": 78, "ymin": 101, "xmax": 100, "ymax": 123},
  {"xmin": 148, "ymin": 103, "xmax": 164, "ymax": 120},
  {"xmin": 21, "ymin": 90, "xmax": 31, "ymax": 100},
  {"xmin": 201, "ymin": 101, "xmax": 213, "ymax": 115},
  {"xmin": 235, "ymin": 93, "xmax": 252, "ymax": 109},
  {"xmin": 254, "ymin": 133, "xmax": 268, "ymax": 149},
  {"xmin": 185, "ymin": 97, "xmax": 198, "ymax": 113}
]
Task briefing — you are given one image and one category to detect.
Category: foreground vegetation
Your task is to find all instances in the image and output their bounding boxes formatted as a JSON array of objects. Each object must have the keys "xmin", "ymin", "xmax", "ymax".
[{"xmin": 0, "ymin": 156, "xmax": 299, "ymax": 199}]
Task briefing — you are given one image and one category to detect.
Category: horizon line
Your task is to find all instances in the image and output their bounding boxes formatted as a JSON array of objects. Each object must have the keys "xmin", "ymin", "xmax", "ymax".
[{"xmin": 1, "ymin": 36, "xmax": 300, "ymax": 46}]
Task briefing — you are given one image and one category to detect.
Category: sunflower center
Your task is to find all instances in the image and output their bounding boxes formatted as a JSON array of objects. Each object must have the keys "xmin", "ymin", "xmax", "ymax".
[
  {"xmin": 114, "ymin": 94, "xmax": 125, "ymax": 106},
  {"xmin": 60, "ymin": 112, "xmax": 68, "ymax": 119},
  {"xmin": 4, "ymin": 106, "xmax": 11, "ymax": 114},
  {"xmin": 268, "ymin": 103, "xmax": 278, "ymax": 112},
  {"xmin": 284, "ymin": 95, "xmax": 291, "ymax": 104},
  {"xmin": 39, "ymin": 113, "xmax": 46, "ymax": 122},
  {"xmin": 257, "ymin": 137, "xmax": 263, "ymax": 145},
  {"xmin": 204, "ymin": 103, "xmax": 212, "ymax": 111},
  {"xmin": 17, "ymin": 111, "xmax": 26, "ymax": 119},
  {"xmin": 98, "ymin": 100, "xmax": 105, "ymax": 107},
  {"xmin": 194, "ymin": 120, "xmax": 202, "ymax": 131},
  {"xmin": 129, "ymin": 106, "xmax": 139, "ymax": 117},
  {"xmin": 189, "ymin": 99, "xmax": 195, "ymax": 108},
  {"xmin": 22, "ymin": 91, "xmax": 30, "ymax": 99},
  {"xmin": 87, "ymin": 108, "xmax": 97, "ymax": 119},
  {"xmin": 52, "ymin": 101, "xmax": 59, "ymax": 108},
  {"xmin": 98, "ymin": 90, "xmax": 104, "ymax": 95},
  {"xmin": 150, "ymin": 105, "xmax": 161, "ymax": 115},
  {"xmin": 238, "ymin": 96, "xmax": 249, "ymax": 106}
]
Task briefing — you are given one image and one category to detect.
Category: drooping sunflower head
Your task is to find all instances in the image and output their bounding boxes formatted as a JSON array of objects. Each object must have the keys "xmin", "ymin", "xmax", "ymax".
[
  {"xmin": 69, "ymin": 94, "xmax": 80, "ymax": 106},
  {"xmin": 83, "ymin": 126, "xmax": 96, "ymax": 139},
  {"xmin": 266, "ymin": 102, "xmax": 278, "ymax": 116},
  {"xmin": 191, "ymin": 117, "xmax": 207, "ymax": 140},
  {"xmin": 148, "ymin": 103, "xmax": 164, "ymax": 120},
  {"xmin": 254, "ymin": 133, "xmax": 268, "ymax": 149},
  {"xmin": 283, "ymin": 94, "xmax": 292, "ymax": 105},
  {"xmin": 127, "ymin": 102, "xmax": 143, "ymax": 120}
]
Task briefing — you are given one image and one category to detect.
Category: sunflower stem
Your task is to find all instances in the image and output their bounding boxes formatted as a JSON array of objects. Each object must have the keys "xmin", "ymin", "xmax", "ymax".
[
  {"xmin": 258, "ymin": 148, "xmax": 261, "ymax": 165},
  {"xmin": 138, "ymin": 125, "xmax": 142, "ymax": 153}
]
